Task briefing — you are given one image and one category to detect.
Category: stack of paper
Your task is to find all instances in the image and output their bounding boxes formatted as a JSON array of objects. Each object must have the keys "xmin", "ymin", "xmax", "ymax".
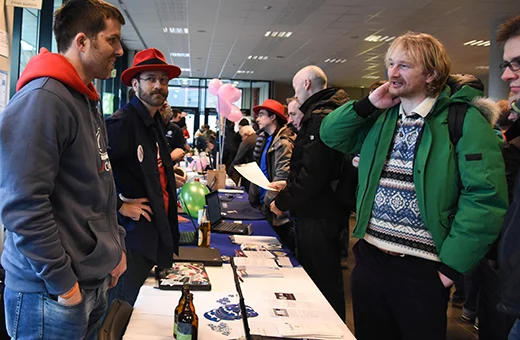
[
  {"xmin": 233, "ymin": 257, "xmax": 283, "ymax": 278},
  {"xmin": 230, "ymin": 235, "xmax": 282, "ymax": 248},
  {"xmin": 276, "ymin": 322, "xmax": 345, "ymax": 339}
]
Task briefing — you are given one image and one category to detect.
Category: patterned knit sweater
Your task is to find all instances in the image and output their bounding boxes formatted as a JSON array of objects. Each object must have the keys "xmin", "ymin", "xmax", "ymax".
[{"xmin": 364, "ymin": 111, "xmax": 440, "ymax": 262}]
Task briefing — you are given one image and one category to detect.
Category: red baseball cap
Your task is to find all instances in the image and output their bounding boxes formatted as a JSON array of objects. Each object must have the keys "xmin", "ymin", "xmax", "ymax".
[{"xmin": 121, "ymin": 48, "xmax": 181, "ymax": 86}]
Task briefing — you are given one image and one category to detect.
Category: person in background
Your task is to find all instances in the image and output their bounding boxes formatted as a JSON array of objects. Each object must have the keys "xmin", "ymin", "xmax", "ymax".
[
  {"xmin": 0, "ymin": 1, "xmax": 127, "ymax": 338},
  {"xmin": 368, "ymin": 80, "xmax": 388, "ymax": 93},
  {"xmin": 229, "ymin": 125, "xmax": 258, "ymax": 191},
  {"xmin": 194, "ymin": 123, "xmax": 217, "ymax": 151},
  {"xmin": 170, "ymin": 109, "xmax": 190, "ymax": 151},
  {"xmin": 270, "ymin": 66, "xmax": 350, "ymax": 321},
  {"xmin": 497, "ymin": 14, "xmax": 520, "ymax": 340},
  {"xmin": 321, "ymin": 31, "xmax": 507, "ymax": 340},
  {"xmin": 286, "ymin": 96, "xmax": 304, "ymax": 131},
  {"xmin": 182, "ymin": 121, "xmax": 190, "ymax": 140},
  {"xmin": 159, "ymin": 100, "xmax": 185, "ymax": 162},
  {"xmin": 222, "ymin": 118, "xmax": 242, "ymax": 172},
  {"xmin": 205, "ymin": 136, "xmax": 218, "ymax": 170},
  {"xmin": 249, "ymin": 99, "xmax": 296, "ymax": 251},
  {"xmin": 194, "ymin": 124, "xmax": 209, "ymax": 138},
  {"xmin": 106, "ymin": 48, "xmax": 181, "ymax": 307}
]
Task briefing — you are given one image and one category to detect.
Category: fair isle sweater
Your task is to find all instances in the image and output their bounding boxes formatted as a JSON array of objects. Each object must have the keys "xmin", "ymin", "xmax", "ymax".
[{"xmin": 364, "ymin": 97, "xmax": 441, "ymax": 262}]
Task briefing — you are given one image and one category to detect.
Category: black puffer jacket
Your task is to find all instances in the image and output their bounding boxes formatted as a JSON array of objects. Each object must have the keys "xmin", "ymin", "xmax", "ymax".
[
  {"xmin": 275, "ymin": 88, "xmax": 350, "ymax": 218},
  {"xmin": 498, "ymin": 133, "xmax": 520, "ymax": 317}
]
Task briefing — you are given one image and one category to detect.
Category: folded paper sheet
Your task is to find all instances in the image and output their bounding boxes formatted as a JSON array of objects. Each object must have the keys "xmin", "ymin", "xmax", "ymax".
[{"xmin": 234, "ymin": 162, "xmax": 277, "ymax": 191}]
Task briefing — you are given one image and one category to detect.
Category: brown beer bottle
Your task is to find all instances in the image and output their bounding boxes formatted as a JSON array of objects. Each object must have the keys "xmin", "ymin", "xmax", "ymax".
[
  {"xmin": 173, "ymin": 285, "xmax": 190, "ymax": 338},
  {"xmin": 175, "ymin": 293, "xmax": 198, "ymax": 340},
  {"xmin": 198, "ymin": 205, "xmax": 211, "ymax": 248}
]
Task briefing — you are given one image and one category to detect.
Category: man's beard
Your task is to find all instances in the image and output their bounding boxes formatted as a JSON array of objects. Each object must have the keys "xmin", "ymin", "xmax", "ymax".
[{"xmin": 137, "ymin": 86, "xmax": 167, "ymax": 107}]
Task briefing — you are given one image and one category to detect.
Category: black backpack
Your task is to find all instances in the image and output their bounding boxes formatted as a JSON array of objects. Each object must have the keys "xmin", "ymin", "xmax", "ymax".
[
  {"xmin": 330, "ymin": 153, "xmax": 358, "ymax": 213},
  {"xmin": 446, "ymin": 74, "xmax": 485, "ymax": 147}
]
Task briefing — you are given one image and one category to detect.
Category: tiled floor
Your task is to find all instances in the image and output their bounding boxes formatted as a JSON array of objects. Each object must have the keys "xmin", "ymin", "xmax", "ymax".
[{"xmin": 342, "ymin": 217, "xmax": 478, "ymax": 340}]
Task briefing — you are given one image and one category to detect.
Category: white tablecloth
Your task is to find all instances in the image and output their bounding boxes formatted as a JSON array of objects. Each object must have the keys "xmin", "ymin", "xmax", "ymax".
[{"xmin": 124, "ymin": 264, "xmax": 355, "ymax": 339}]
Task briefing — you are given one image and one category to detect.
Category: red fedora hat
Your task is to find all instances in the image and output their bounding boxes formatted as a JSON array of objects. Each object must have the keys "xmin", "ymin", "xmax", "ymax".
[
  {"xmin": 253, "ymin": 99, "xmax": 287, "ymax": 123},
  {"xmin": 120, "ymin": 48, "xmax": 181, "ymax": 86}
]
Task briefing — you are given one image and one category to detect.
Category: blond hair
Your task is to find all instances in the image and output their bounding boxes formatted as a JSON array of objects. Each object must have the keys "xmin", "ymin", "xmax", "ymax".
[{"xmin": 385, "ymin": 32, "xmax": 451, "ymax": 96}]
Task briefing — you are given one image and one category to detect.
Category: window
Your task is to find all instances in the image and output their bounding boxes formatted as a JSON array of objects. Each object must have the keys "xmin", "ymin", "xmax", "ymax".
[
  {"xmin": 51, "ymin": 0, "xmax": 63, "ymax": 53},
  {"xmin": 19, "ymin": 8, "xmax": 39, "ymax": 77},
  {"xmin": 167, "ymin": 87, "xmax": 199, "ymax": 108}
]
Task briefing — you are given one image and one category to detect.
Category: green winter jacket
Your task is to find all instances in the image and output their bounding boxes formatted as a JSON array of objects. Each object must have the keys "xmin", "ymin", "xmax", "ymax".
[{"xmin": 320, "ymin": 85, "xmax": 507, "ymax": 274}]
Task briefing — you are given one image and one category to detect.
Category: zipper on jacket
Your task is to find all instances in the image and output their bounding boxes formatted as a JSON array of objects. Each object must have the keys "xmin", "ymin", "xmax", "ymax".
[{"xmin": 86, "ymin": 96, "xmax": 122, "ymax": 255}]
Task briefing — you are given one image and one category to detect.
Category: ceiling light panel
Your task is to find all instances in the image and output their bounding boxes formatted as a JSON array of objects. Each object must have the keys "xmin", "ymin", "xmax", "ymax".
[
  {"xmin": 237, "ymin": 70, "xmax": 255, "ymax": 74},
  {"xmin": 163, "ymin": 27, "xmax": 189, "ymax": 34},
  {"xmin": 325, "ymin": 58, "xmax": 347, "ymax": 63},
  {"xmin": 364, "ymin": 35, "xmax": 395, "ymax": 43},
  {"xmin": 463, "ymin": 40, "xmax": 490, "ymax": 47},
  {"xmin": 264, "ymin": 31, "xmax": 292, "ymax": 38},
  {"xmin": 248, "ymin": 55, "xmax": 269, "ymax": 60},
  {"xmin": 170, "ymin": 52, "xmax": 190, "ymax": 57}
]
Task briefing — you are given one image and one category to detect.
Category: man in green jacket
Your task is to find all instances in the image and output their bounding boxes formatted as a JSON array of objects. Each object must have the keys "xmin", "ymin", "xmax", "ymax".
[{"xmin": 321, "ymin": 32, "xmax": 507, "ymax": 340}]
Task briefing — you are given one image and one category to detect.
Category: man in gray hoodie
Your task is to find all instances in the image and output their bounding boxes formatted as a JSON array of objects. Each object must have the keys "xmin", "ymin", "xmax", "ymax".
[{"xmin": 0, "ymin": 1, "xmax": 126, "ymax": 339}]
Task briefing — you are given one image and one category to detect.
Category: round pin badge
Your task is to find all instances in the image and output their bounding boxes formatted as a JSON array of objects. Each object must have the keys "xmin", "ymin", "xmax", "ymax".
[
  {"xmin": 352, "ymin": 155, "xmax": 360, "ymax": 168},
  {"xmin": 137, "ymin": 145, "xmax": 144, "ymax": 162}
]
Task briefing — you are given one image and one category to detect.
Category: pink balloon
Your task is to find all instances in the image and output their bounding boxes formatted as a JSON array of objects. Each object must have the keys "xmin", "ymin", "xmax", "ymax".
[
  {"xmin": 228, "ymin": 88, "xmax": 241, "ymax": 103},
  {"xmin": 217, "ymin": 98, "xmax": 232, "ymax": 117},
  {"xmin": 218, "ymin": 84, "xmax": 241, "ymax": 102},
  {"xmin": 227, "ymin": 105, "xmax": 243, "ymax": 122},
  {"xmin": 208, "ymin": 78, "xmax": 222, "ymax": 96}
]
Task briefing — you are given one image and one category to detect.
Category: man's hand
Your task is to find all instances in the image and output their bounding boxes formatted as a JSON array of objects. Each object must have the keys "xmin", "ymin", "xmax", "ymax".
[
  {"xmin": 438, "ymin": 271, "xmax": 454, "ymax": 288},
  {"xmin": 109, "ymin": 251, "xmax": 127, "ymax": 288},
  {"xmin": 170, "ymin": 148, "xmax": 186, "ymax": 162},
  {"xmin": 58, "ymin": 282, "xmax": 82, "ymax": 306},
  {"xmin": 119, "ymin": 198, "xmax": 153, "ymax": 222},
  {"xmin": 175, "ymin": 173, "xmax": 187, "ymax": 188},
  {"xmin": 270, "ymin": 201, "xmax": 284, "ymax": 217},
  {"xmin": 268, "ymin": 181, "xmax": 287, "ymax": 191},
  {"xmin": 368, "ymin": 82, "xmax": 401, "ymax": 109}
]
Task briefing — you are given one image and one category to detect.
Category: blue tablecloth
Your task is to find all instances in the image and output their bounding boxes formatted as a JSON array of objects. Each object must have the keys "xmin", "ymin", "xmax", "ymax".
[
  {"xmin": 178, "ymin": 192, "xmax": 299, "ymax": 266},
  {"xmin": 219, "ymin": 193, "xmax": 265, "ymax": 220}
]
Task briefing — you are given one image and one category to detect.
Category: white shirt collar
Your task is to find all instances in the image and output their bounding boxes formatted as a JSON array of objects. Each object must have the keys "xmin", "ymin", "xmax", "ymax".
[{"xmin": 398, "ymin": 96, "xmax": 438, "ymax": 118}]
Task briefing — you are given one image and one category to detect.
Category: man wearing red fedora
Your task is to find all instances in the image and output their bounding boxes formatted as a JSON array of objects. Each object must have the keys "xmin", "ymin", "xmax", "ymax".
[
  {"xmin": 249, "ymin": 99, "xmax": 296, "ymax": 250},
  {"xmin": 105, "ymin": 48, "xmax": 182, "ymax": 306}
]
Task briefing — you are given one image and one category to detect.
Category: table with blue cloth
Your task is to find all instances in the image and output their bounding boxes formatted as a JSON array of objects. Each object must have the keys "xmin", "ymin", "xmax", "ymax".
[{"xmin": 178, "ymin": 190, "xmax": 298, "ymax": 266}]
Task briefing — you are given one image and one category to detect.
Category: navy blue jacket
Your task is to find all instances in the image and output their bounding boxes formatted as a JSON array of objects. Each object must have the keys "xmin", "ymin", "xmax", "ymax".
[
  {"xmin": 106, "ymin": 96, "xmax": 179, "ymax": 267},
  {"xmin": 164, "ymin": 121, "xmax": 185, "ymax": 152}
]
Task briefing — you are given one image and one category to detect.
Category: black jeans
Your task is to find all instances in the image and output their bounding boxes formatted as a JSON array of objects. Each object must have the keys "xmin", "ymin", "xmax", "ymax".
[
  {"xmin": 272, "ymin": 221, "xmax": 296, "ymax": 254},
  {"xmin": 477, "ymin": 259, "xmax": 515, "ymax": 340},
  {"xmin": 351, "ymin": 240, "xmax": 450, "ymax": 340},
  {"xmin": 463, "ymin": 269, "xmax": 480, "ymax": 313},
  {"xmin": 107, "ymin": 249, "xmax": 155, "ymax": 307},
  {"xmin": 294, "ymin": 216, "xmax": 345, "ymax": 322}
]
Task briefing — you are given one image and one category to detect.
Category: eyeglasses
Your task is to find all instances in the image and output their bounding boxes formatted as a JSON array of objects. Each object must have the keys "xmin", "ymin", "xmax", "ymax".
[
  {"xmin": 499, "ymin": 57, "xmax": 520, "ymax": 72},
  {"xmin": 138, "ymin": 76, "xmax": 169, "ymax": 85}
]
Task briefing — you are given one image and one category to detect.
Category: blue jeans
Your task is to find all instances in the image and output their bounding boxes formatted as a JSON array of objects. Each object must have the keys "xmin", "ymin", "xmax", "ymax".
[
  {"xmin": 509, "ymin": 319, "xmax": 520, "ymax": 340},
  {"xmin": 4, "ymin": 277, "xmax": 110, "ymax": 340}
]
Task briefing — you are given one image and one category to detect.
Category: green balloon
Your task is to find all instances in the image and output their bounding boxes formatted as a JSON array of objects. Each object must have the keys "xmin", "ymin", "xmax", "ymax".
[{"xmin": 179, "ymin": 181, "xmax": 210, "ymax": 218}]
